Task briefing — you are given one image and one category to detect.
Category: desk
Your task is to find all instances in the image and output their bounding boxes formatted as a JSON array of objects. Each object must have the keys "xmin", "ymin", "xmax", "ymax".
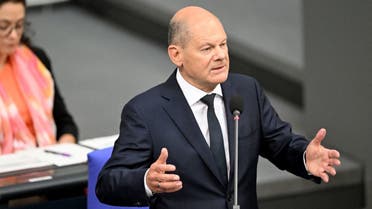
[
  {"xmin": 0, "ymin": 156, "xmax": 365, "ymax": 209},
  {"xmin": 0, "ymin": 137, "xmax": 113, "ymax": 205},
  {"xmin": 0, "ymin": 164, "xmax": 87, "ymax": 204},
  {"xmin": 0, "ymin": 148, "xmax": 364, "ymax": 209}
]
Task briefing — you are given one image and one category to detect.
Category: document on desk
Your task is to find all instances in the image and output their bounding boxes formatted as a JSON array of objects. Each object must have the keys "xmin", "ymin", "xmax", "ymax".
[
  {"xmin": 0, "ymin": 151, "xmax": 53, "ymax": 175},
  {"xmin": 40, "ymin": 143, "xmax": 94, "ymax": 167},
  {"xmin": 79, "ymin": 134, "xmax": 118, "ymax": 149},
  {"xmin": 0, "ymin": 144, "xmax": 93, "ymax": 175}
]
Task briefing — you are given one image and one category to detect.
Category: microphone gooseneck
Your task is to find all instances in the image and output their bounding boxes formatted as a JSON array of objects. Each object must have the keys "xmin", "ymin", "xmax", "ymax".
[{"xmin": 230, "ymin": 95, "xmax": 244, "ymax": 209}]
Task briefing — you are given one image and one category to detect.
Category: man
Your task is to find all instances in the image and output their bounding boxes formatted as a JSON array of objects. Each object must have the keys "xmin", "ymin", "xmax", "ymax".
[{"xmin": 96, "ymin": 6, "xmax": 340, "ymax": 209}]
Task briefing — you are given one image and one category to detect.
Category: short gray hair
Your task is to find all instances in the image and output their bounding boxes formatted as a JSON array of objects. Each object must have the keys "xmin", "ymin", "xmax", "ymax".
[{"xmin": 168, "ymin": 19, "xmax": 189, "ymax": 47}]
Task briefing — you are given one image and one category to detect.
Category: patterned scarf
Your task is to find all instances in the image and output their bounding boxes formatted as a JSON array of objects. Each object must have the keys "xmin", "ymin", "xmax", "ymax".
[{"xmin": 0, "ymin": 45, "xmax": 56, "ymax": 155}]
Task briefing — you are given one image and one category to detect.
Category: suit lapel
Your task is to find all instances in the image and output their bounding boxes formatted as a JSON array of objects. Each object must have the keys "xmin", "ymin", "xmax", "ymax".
[{"xmin": 160, "ymin": 71, "xmax": 226, "ymax": 187}]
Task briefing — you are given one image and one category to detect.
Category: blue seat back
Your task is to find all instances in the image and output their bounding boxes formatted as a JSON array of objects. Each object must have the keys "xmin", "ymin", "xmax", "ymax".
[{"xmin": 87, "ymin": 147, "xmax": 147, "ymax": 209}]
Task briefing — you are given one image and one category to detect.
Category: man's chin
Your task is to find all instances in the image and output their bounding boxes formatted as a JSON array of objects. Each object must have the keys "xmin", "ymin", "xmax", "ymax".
[{"xmin": 211, "ymin": 73, "xmax": 228, "ymax": 85}]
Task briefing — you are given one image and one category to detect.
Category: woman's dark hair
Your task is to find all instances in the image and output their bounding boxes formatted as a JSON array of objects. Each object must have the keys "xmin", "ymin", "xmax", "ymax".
[{"xmin": 0, "ymin": 0, "xmax": 31, "ymax": 46}]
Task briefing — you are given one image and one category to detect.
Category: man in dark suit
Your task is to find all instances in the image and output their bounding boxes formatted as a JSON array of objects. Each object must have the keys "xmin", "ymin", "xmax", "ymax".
[{"xmin": 96, "ymin": 6, "xmax": 340, "ymax": 209}]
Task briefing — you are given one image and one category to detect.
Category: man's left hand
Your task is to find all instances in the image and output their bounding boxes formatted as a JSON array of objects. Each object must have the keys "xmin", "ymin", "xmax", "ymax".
[{"xmin": 305, "ymin": 128, "xmax": 341, "ymax": 183}]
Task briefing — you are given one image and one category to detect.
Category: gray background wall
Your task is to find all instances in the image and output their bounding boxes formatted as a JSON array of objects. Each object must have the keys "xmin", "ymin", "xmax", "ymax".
[
  {"xmin": 28, "ymin": 5, "xmax": 174, "ymax": 139},
  {"xmin": 304, "ymin": 1, "xmax": 372, "ymax": 208}
]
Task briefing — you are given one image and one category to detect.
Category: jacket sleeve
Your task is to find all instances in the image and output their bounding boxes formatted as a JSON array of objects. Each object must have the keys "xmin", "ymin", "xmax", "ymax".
[
  {"xmin": 96, "ymin": 100, "xmax": 151, "ymax": 206},
  {"xmin": 253, "ymin": 78, "xmax": 320, "ymax": 183},
  {"xmin": 31, "ymin": 46, "xmax": 79, "ymax": 141}
]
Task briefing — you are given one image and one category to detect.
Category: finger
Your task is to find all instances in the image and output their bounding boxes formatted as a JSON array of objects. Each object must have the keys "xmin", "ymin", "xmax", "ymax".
[
  {"xmin": 328, "ymin": 158, "xmax": 341, "ymax": 166},
  {"xmin": 157, "ymin": 180, "xmax": 183, "ymax": 193},
  {"xmin": 312, "ymin": 128, "xmax": 326, "ymax": 145},
  {"xmin": 150, "ymin": 174, "xmax": 181, "ymax": 193},
  {"xmin": 157, "ymin": 173, "xmax": 180, "ymax": 182},
  {"xmin": 152, "ymin": 179, "xmax": 182, "ymax": 193},
  {"xmin": 319, "ymin": 172, "xmax": 329, "ymax": 183},
  {"xmin": 328, "ymin": 149, "xmax": 340, "ymax": 158},
  {"xmin": 147, "ymin": 166, "xmax": 178, "ymax": 185},
  {"xmin": 150, "ymin": 148, "xmax": 170, "ymax": 173},
  {"xmin": 324, "ymin": 165, "xmax": 337, "ymax": 176},
  {"xmin": 156, "ymin": 148, "xmax": 168, "ymax": 164},
  {"xmin": 153, "ymin": 163, "xmax": 177, "ymax": 174}
]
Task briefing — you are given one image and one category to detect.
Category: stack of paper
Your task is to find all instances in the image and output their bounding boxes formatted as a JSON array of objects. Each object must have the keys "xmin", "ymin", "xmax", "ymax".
[
  {"xmin": 0, "ymin": 134, "xmax": 121, "ymax": 175},
  {"xmin": 79, "ymin": 134, "xmax": 118, "ymax": 149},
  {"xmin": 0, "ymin": 144, "xmax": 94, "ymax": 175},
  {"xmin": 0, "ymin": 151, "xmax": 52, "ymax": 175},
  {"xmin": 40, "ymin": 143, "xmax": 94, "ymax": 167}
]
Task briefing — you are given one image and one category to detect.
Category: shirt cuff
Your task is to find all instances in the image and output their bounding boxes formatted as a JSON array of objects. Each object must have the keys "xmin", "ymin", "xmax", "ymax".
[
  {"xmin": 144, "ymin": 169, "xmax": 153, "ymax": 197},
  {"xmin": 303, "ymin": 151, "xmax": 312, "ymax": 175}
]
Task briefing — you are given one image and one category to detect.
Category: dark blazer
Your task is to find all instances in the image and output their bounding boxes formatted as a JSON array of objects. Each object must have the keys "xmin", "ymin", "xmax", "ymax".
[
  {"xmin": 31, "ymin": 46, "xmax": 79, "ymax": 140},
  {"xmin": 96, "ymin": 71, "xmax": 318, "ymax": 209}
]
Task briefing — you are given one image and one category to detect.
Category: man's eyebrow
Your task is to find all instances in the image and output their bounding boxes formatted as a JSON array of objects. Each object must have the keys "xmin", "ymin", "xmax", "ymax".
[{"xmin": 203, "ymin": 39, "xmax": 227, "ymax": 46}]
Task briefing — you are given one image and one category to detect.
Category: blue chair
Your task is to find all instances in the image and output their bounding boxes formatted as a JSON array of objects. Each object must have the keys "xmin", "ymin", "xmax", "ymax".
[{"xmin": 87, "ymin": 147, "xmax": 147, "ymax": 209}]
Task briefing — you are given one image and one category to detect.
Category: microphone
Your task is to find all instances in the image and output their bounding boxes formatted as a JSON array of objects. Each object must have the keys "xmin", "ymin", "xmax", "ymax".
[
  {"xmin": 230, "ymin": 95, "xmax": 244, "ymax": 117},
  {"xmin": 230, "ymin": 95, "xmax": 243, "ymax": 209}
]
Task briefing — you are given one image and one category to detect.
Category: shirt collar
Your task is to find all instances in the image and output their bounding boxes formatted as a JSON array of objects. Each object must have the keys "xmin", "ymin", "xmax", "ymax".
[{"xmin": 176, "ymin": 69, "xmax": 223, "ymax": 106}]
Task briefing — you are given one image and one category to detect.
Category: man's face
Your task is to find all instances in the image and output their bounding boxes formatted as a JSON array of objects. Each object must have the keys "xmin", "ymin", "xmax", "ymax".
[{"xmin": 178, "ymin": 18, "xmax": 229, "ymax": 92}]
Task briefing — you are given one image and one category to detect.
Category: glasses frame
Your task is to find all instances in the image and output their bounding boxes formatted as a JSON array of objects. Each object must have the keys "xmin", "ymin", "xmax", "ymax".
[{"xmin": 0, "ymin": 18, "xmax": 27, "ymax": 37}]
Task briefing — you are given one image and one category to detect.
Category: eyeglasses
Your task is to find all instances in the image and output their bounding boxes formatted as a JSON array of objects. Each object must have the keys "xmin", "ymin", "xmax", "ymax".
[{"xmin": 0, "ymin": 20, "xmax": 25, "ymax": 37}]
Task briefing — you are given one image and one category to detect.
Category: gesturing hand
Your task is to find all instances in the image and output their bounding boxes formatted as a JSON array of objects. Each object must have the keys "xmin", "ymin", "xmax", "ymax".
[
  {"xmin": 305, "ymin": 128, "xmax": 341, "ymax": 183},
  {"xmin": 146, "ymin": 148, "xmax": 183, "ymax": 193}
]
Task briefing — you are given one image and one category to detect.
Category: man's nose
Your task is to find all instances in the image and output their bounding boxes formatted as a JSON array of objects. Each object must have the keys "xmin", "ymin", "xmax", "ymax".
[{"xmin": 213, "ymin": 46, "xmax": 226, "ymax": 60}]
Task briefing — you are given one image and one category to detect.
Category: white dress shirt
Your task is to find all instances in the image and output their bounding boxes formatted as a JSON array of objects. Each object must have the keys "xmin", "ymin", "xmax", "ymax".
[{"xmin": 176, "ymin": 70, "xmax": 230, "ymax": 176}]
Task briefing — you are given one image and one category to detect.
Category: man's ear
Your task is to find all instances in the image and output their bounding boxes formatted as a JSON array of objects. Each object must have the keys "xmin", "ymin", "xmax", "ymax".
[{"xmin": 168, "ymin": 45, "xmax": 182, "ymax": 67}]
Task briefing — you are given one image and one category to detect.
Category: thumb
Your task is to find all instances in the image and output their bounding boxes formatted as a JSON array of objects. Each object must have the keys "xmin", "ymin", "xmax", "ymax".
[
  {"xmin": 312, "ymin": 128, "xmax": 326, "ymax": 145},
  {"xmin": 156, "ymin": 148, "xmax": 168, "ymax": 164}
]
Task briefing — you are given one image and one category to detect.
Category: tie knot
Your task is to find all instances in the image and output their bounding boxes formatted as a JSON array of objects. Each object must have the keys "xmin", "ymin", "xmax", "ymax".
[{"xmin": 201, "ymin": 93, "xmax": 216, "ymax": 107}]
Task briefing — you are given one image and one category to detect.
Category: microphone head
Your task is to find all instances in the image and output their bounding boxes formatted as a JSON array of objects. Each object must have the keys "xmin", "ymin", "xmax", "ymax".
[{"xmin": 230, "ymin": 95, "xmax": 244, "ymax": 115}]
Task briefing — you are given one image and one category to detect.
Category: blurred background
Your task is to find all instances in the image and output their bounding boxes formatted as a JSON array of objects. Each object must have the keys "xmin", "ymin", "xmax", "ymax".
[{"xmin": 26, "ymin": 0, "xmax": 371, "ymax": 208}]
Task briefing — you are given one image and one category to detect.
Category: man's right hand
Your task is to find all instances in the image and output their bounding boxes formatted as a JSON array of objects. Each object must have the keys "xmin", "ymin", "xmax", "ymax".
[{"xmin": 146, "ymin": 148, "xmax": 183, "ymax": 193}]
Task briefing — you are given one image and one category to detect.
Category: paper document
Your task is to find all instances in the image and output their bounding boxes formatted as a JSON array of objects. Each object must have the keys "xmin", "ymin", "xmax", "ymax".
[
  {"xmin": 79, "ymin": 134, "xmax": 118, "ymax": 149},
  {"xmin": 0, "ymin": 144, "xmax": 93, "ymax": 175},
  {"xmin": 40, "ymin": 143, "xmax": 94, "ymax": 166},
  {"xmin": 0, "ymin": 151, "xmax": 53, "ymax": 175}
]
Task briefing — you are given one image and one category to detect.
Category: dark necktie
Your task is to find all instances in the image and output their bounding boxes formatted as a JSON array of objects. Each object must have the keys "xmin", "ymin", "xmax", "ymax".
[{"xmin": 201, "ymin": 94, "xmax": 227, "ymax": 184}]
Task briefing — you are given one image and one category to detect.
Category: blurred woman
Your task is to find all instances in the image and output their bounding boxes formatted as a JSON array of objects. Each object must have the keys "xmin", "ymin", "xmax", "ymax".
[{"xmin": 0, "ymin": 0, "xmax": 78, "ymax": 155}]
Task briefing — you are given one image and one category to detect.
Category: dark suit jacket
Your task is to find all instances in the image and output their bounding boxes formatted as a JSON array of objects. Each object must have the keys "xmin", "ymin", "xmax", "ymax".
[
  {"xmin": 96, "ymin": 71, "xmax": 317, "ymax": 209},
  {"xmin": 31, "ymin": 46, "xmax": 79, "ymax": 140}
]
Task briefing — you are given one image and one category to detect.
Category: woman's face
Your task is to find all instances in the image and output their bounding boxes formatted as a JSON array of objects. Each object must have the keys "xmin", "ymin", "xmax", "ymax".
[{"xmin": 0, "ymin": 2, "xmax": 25, "ymax": 57}]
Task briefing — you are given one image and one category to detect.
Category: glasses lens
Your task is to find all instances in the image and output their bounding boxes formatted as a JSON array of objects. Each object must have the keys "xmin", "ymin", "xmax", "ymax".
[
  {"xmin": 0, "ymin": 22, "xmax": 24, "ymax": 37},
  {"xmin": 0, "ymin": 25, "xmax": 10, "ymax": 36}
]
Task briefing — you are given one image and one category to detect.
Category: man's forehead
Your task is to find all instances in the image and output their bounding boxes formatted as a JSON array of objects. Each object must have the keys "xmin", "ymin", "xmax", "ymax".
[{"xmin": 188, "ymin": 19, "xmax": 226, "ymax": 38}]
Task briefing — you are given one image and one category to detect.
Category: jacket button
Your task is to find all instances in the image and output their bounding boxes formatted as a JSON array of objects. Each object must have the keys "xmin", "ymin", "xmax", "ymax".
[{"xmin": 227, "ymin": 195, "xmax": 232, "ymax": 201}]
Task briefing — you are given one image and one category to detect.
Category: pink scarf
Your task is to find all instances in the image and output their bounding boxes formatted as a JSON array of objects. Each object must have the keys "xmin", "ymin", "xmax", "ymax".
[{"xmin": 0, "ymin": 45, "xmax": 56, "ymax": 155}]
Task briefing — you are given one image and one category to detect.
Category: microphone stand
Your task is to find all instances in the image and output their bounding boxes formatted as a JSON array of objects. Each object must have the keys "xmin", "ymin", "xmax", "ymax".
[{"xmin": 233, "ymin": 110, "xmax": 240, "ymax": 209}]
